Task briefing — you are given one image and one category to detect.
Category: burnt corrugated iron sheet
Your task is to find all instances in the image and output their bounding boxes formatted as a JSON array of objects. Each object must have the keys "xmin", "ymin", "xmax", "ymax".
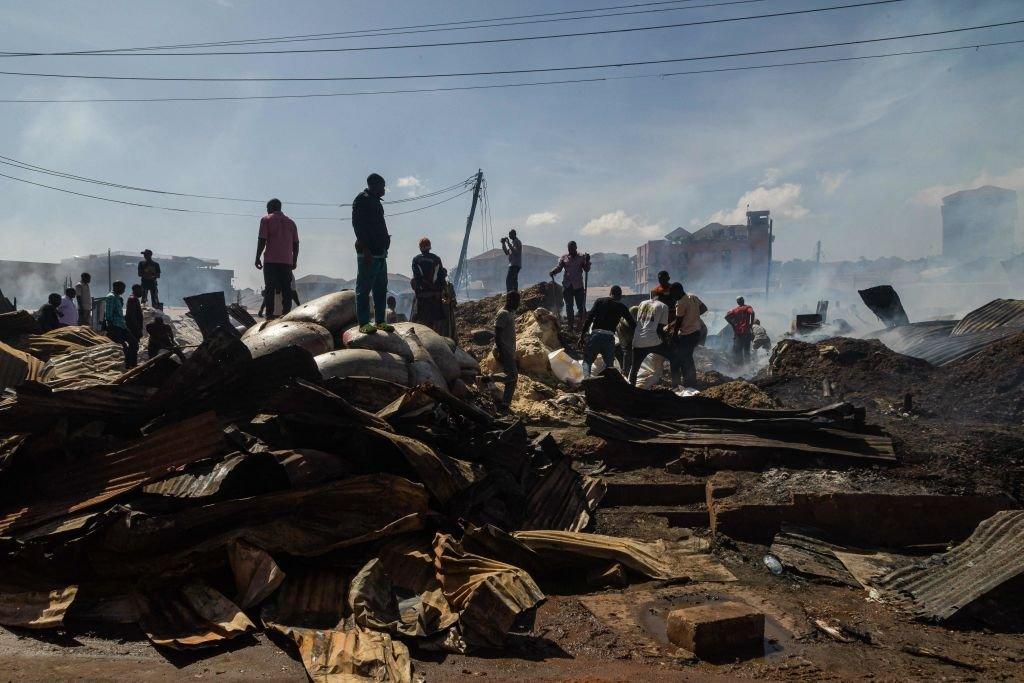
[
  {"xmin": 868, "ymin": 323, "xmax": 1020, "ymax": 366},
  {"xmin": 0, "ymin": 341, "xmax": 43, "ymax": 390},
  {"xmin": 950, "ymin": 299, "xmax": 1024, "ymax": 337},
  {"xmin": 0, "ymin": 411, "xmax": 224, "ymax": 535},
  {"xmin": 875, "ymin": 510, "xmax": 1024, "ymax": 621},
  {"xmin": 39, "ymin": 344, "xmax": 125, "ymax": 386}
]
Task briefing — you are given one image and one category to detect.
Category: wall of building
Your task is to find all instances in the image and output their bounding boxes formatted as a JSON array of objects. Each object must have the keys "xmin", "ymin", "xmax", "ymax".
[{"xmin": 941, "ymin": 187, "xmax": 1018, "ymax": 261}]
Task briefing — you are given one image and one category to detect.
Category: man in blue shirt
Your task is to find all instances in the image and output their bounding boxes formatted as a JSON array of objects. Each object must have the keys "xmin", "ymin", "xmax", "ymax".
[{"xmin": 104, "ymin": 280, "xmax": 138, "ymax": 368}]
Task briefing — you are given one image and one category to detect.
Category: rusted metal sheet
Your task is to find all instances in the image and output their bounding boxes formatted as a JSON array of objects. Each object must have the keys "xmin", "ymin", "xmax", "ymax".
[
  {"xmin": 141, "ymin": 451, "xmax": 288, "ymax": 502},
  {"xmin": 138, "ymin": 582, "xmax": 254, "ymax": 649},
  {"xmin": 7, "ymin": 382, "xmax": 152, "ymax": 425},
  {"xmin": 950, "ymin": 299, "xmax": 1024, "ymax": 337},
  {"xmin": 875, "ymin": 510, "xmax": 1024, "ymax": 621},
  {"xmin": 38, "ymin": 343, "xmax": 125, "ymax": 386},
  {"xmin": 0, "ymin": 310, "xmax": 40, "ymax": 339},
  {"xmin": 522, "ymin": 455, "xmax": 605, "ymax": 532},
  {"xmin": 229, "ymin": 540, "xmax": 285, "ymax": 609},
  {"xmin": 261, "ymin": 567, "xmax": 348, "ymax": 629},
  {"xmin": 512, "ymin": 530, "xmax": 735, "ymax": 583},
  {"xmin": 587, "ymin": 411, "xmax": 895, "ymax": 462},
  {"xmin": 869, "ymin": 322, "xmax": 1020, "ymax": 366},
  {"xmin": 434, "ymin": 532, "xmax": 545, "ymax": 650},
  {"xmin": 0, "ymin": 585, "xmax": 78, "ymax": 629},
  {"xmin": 367, "ymin": 426, "xmax": 476, "ymax": 506},
  {"xmin": 0, "ymin": 411, "xmax": 224, "ymax": 535},
  {"xmin": 17, "ymin": 326, "xmax": 112, "ymax": 361},
  {"xmin": 0, "ymin": 341, "xmax": 43, "ymax": 390},
  {"xmin": 583, "ymin": 370, "xmax": 857, "ymax": 422},
  {"xmin": 266, "ymin": 621, "xmax": 411, "ymax": 683}
]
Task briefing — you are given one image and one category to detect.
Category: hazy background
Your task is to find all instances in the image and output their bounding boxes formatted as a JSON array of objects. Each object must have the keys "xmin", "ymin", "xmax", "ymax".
[{"xmin": 0, "ymin": 0, "xmax": 1022, "ymax": 292}]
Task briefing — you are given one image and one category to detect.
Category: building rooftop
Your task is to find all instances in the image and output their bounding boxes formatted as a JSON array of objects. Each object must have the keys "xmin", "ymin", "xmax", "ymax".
[
  {"xmin": 467, "ymin": 244, "xmax": 558, "ymax": 261},
  {"xmin": 942, "ymin": 185, "xmax": 1018, "ymax": 204}
]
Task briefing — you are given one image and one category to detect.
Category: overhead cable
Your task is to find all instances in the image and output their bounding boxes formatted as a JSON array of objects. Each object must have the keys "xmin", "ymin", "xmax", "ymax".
[
  {"xmin": 0, "ymin": 0, "xmax": 905, "ymax": 60},
  {"xmin": 0, "ymin": 19, "xmax": 1016, "ymax": 84},
  {"xmin": 0, "ymin": 0, "xmax": 773, "ymax": 56},
  {"xmin": 0, "ymin": 37, "xmax": 1019, "ymax": 103},
  {"xmin": 0, "ymin": 154, "xmax": 473, "ymax": 206}
]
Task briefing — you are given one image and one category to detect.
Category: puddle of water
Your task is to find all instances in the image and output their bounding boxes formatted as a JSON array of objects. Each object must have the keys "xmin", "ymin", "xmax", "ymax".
[{"xmin": 635, "ymin": 592, "xmax": 792, "ymax": 662}]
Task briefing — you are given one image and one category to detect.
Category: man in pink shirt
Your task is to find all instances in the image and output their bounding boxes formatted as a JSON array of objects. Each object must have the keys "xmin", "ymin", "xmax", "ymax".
[{"xmin": 255, "ymin": 198, "xmax": 299, "ymax": 318}]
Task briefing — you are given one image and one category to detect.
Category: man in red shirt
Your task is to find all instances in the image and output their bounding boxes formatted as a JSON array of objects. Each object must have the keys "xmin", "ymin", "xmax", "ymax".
[
  {"xmin": 725, "ymin": 296, "xmax": 756, "ymax": 364},
  {"xmin": 255, "ymin": 198, "xmax": 299, "ymax": 319}
]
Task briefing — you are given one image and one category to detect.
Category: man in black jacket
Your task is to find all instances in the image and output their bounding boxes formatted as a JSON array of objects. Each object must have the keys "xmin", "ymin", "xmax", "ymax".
[
  {"xmin": 351, "ymin": 173, "xmax": 393, "ymax": 334},
  {"xmin": 411, "ymin": 236, "xmax": 444, "ymax": 332}
]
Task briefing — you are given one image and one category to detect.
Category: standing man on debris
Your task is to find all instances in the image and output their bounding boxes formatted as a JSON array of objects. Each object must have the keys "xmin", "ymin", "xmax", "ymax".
[
  {"xmin": 494, "ymin": 290, "xmax": 520, "ymax": 410},
  {"xmin": 352, "ymin": 173, "xmax": 393, "ymax": 334},
  {"xmin": 125, "ymin": 284, "xmax": 144, "ymax": 344},
  {"xmin": 628, "ymin": 291, "xmax": 678, "ymax": 387},
  {"xmin": 57, "ymin": 288, "xmax": 78, "ymax": 327},
  {"xmin": 75, "ymin": 272, "xmax": 92, "ymax": 326},
  {"xmin": 138, "ymin": 249, "xmax": 162, "ymax": 308},
  {"xmin": 668, "ymin": 282, "xmax": 706, "ymax": 387},
  {"xmin": 726, "ymin": 296, "xmax": 756, "ymax": 364},
  {"xmin": 103, "ymin": 281, "xmax": 138, "ymax": 368},
  {"xmin": 411, "ymin": 237, "xmax": 445, "ymax": 333},
  {"xmin": 501, "ymin": 228, "xmax": 523, "ymax": 292},
  {"xmin": 579, "ymin": 285, "xmax": 635, "ymax": 378},
  {"xmin": 255, "ymin": 198, "xmax": 299, "ymax": 320},
  {"xmin": 550, "ymin": 240, "xmax": 591, "ymax": 332}
]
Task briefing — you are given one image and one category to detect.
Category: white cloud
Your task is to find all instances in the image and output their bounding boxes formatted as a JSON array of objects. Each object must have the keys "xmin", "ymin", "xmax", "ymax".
[
  {"xmin": 760, "ymin": 167, "xmax": 783, "ymax": 186},
  {"xmin": 581, "ymin": 210, "xmax": 663, "ymax": 238},
  {"xmin": 913, "ymin": 166, "xmax": 1024, "ymax": 207},
  {"xmin": 395, "ymin": 175, "xmax": 423, "ymax": 197},
  {"xmin": 819, "ymin": 170, "xmax": 849, "ymax": 196},
  {"xmin": 525, "ymin": 211, "xmax": 559, "ymax": 227},
  {"xmin": 706, "ymin": 183, "xmax": 809, "ymax": 225}
]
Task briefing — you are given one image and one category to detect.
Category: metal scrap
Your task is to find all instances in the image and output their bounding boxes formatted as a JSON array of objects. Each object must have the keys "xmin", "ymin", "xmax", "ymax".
[
  {"xmin": 0, "ymin": 584, "xmax": 78, "ymax": 629},
  {"xmin": 875, "ymin": 510, "xmax": 1024, "ymax": 621},
  {"xmin": 138, "ymin": 582, "xmax": 254, "ymax": 649}
]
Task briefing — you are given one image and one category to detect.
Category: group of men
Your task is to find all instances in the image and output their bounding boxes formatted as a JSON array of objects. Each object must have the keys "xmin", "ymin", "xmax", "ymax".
[{"xmin": 35, "ymin": 252, "xmax": 176, "ymax": 370}]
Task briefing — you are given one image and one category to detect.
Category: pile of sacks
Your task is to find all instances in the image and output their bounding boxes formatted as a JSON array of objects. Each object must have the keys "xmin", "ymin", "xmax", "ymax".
[{"xmin": 240, "ymin": 291, "xmax": 479, "ymax": 392}]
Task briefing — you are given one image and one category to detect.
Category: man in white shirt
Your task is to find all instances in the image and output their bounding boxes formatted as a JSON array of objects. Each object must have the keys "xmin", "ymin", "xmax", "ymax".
[
  {"xmin": 628, "ymin": 292, "xmax": 680, "ymax": 388},
  {"xmin": 57, "ymin": 288, "xmax": 78, "ymax": 326}
]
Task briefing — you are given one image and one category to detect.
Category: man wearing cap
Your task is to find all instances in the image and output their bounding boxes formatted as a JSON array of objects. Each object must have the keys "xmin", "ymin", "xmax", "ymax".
[
  {"xmin": 411, "ymin": 236, "xmax": 445, "ymax": 333},
  {"xmin": 352, "ymin": 173, "xmax": 393, "ymax": 334},
  {"xmin": 255, "ymin": 198, "xmax": 300, "ymax": 319},
  {"xmin": 138, "ymin": 249, "xmax": 161, "ymax": 308}
]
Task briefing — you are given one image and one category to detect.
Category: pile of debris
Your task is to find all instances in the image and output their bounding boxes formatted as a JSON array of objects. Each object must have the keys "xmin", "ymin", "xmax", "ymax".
[
  {"xmin": 454, "ymin": 282, "xmax": 563, "ymax": 360},
  {"xmin": 0, "ymin": 292, "xmax": 747, "ymax": 681}
]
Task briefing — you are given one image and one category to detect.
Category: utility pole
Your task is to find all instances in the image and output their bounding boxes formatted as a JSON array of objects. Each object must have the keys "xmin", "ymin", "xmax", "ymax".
[
  {"xmin": 764, "ymin": 218, "xmax": 773, "ymax": 298},
  {"xmin": 107, "ymin": 248, "xmax": 112, "ymax": 292},
  {"xmin": 452, "ymin": 169, "xmax": 484, "ymax": 297},
  {"xmin": 815, "ymin": 240, "xmax": 822, "ymax": 264}
]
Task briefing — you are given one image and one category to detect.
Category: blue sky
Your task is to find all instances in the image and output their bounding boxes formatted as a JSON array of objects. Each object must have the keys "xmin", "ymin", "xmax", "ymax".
[{"xmin": 0, "ymin": 0, "xmax": 1022, "ymax": 289}]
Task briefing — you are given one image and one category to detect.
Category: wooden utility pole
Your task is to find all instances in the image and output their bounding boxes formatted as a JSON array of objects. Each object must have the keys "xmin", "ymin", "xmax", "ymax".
[
  {"xmin": 452, "ymin": 169, "xmax": 484, "ymax": 296},
  {"xmin": 764, "ymin": 218, "xmax": 773, "ymax": 298}
]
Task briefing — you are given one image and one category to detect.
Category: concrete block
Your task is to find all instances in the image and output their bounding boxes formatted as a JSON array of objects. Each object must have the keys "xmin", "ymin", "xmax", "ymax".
[{"xmin": 666, "ymin": 601, "xmax": 764, "ymax": 657}]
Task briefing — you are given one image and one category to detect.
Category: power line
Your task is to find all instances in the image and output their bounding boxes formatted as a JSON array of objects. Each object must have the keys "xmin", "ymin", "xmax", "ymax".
[
  {"xmin": 0, "ymin": 18, "xmax": 1015, "ymax": 84},
  {"xmin": 0, "ymin": 0, "xmax": 904, "ymax": 61},
  {"xmin": 0, "ymin": 0, "xmax": 773, "ymax": 56},
  {"xmin": 385, "ymin": 187, "xmax": 477, "ymax": 216},
  {"xmin": 0, "ymin": 0, "xmax": 710, "ymax": 55},
  {"xmin": 0, "ymin": 168, "xmax": 478, "ymax": 219},
  {"xmin": 1, "ymin": 38, "xmax": 1019, "ymax": 103},
  {"xmin": 0, "ymin": 18, "xmax": 1011, "ymax": 83},
  {"xmin": 0, "ymin": 154, "xmax": 474, "ymax": 206},
  {"xmin": 0, "ymin": 170, "xmax": 340, "ymax": 219}
]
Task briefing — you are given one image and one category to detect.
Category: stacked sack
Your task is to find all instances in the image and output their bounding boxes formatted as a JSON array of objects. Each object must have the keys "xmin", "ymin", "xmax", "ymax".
[{"xmin": 240, "ymin": 291, "xmax": 478, "ymax": 391}]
